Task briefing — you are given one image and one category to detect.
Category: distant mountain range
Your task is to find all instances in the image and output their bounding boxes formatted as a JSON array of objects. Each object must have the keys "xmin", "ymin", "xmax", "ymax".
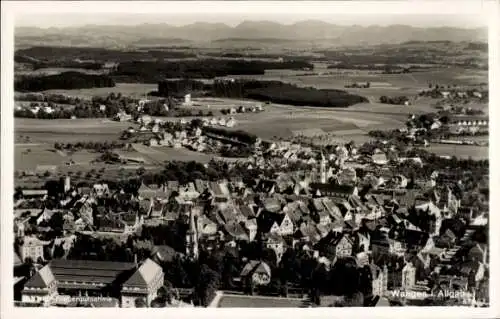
[{"xmin": 15, "ymin": 20, "xmax": 488, "ymax": 48}]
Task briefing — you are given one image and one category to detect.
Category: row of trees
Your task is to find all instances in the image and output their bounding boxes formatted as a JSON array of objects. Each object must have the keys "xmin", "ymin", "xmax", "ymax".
[
  {"xmin": 212, "ymin": 80, "xmax": 368, "ymax": 108},
  {"xmin": 202, "ymin": 126, "xmax": 258, "ymax": 145},
  {"xmin": 15, "ymin": 93, "xmax": 87, "ymax": 104},
  {"xmin": 158, "ymin": 79, "xmax": 209, "ymax": 97},
  {"xmin": 54, "ymin": 141, "xmax": 127, "ymax": 152},
  {"xmin": 33, "ymin": 61, "xmax": 103, "ymax": 70},
  {"xmin": 15, "ymin": 46, "xmax": 196, "ymax": 64},
  {"xmin": 317, "ymin": 50, "xmax": 442, "ymax": 65},
  {"xmin": 15, "ymin": 72, "xmax": 115, "ymax": 92},
  {"xmin": 204, "ymin": 52, "xmax": 315, "ymax": 61},
  {"xmin": 113, "ymin": 59, "xmax": 314, "ymax": 83},
  {"xmin": 379, "ymin": 95, "xmax": 409, "ymax": 105}
]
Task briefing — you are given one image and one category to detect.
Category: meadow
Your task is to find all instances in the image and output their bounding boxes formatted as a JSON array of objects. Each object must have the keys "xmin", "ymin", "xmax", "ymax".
[
  {"xmin": 231, "ymin": 66, "xmax": 488, "ymax": 95},
  {"xmin": 15, "ymin": 118, "xmax": 130, "ymax": 143},
  {"xmin": 426, "ymin": 144, "xmax": 488, "ymax": 160},
  {"xmin": 14, "ymin": 143, "xmax": 117, "ymax": 174}
]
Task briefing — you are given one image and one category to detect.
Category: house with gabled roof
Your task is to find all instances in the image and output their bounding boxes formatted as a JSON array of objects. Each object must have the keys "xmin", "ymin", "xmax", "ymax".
[
  {"xmin": 194, "ymin": 179, "xmax": 209, "ymax": 194},
  {"xmin": 223, "ymin": 221, "xmax": 250, "ymax": 242},
  {"xmin": 22, "ymin": 264, "xmax": 58, "ymax": 305},
  {"xmin": 310, "ymin": 183, "xmax": 358, "ymax": 199},
  {"xmin": 238, "ymin": 203, "xmax": 256, "ymax": 220},
  {"xmin": 257, "ymin": 211, "xmax": 294, "ymax": 236},
  {"xmin": 217, "ymin": 205, "xmax": 245, "ymax": 225},
  {"xmin": 196, "ymin": 215, "xmax": 218, "ymax": 238},
  {"xmin": 178, "ymin": 183, "xmax": 200, "ymax": 200},
  {"xmin": 20, "ymin": 236, "xmax": 49, "ymax": 263},
  {"xmin": 139, "ymin": 198, "xmax": 152, "ymax": 216},
  {"xmin": 50, "ymin": 235, "xmax": 77, "ymax": 259},
  {"xmin": 138, "ymin": 183, "xmax": 169, "ymax": 200},
  {"xmin": 262, "ymin": 197, "xmax": 281, "ymax": 213},
  {"xmin": 121, "ymin": 258, "xmax": 164, "ymax": 307},
  {"xmin": 314, "ymin": 209, "xmax": 332, "ymax": 226},
  {"xmin": 295, "ymin": 222, "xmax": 321, "ymax": 245},
  {"xmin": 21, "ymin": 189, "xmax": 48, "ymax": 200},
  {"xmin": 120, "ymin": 212, "xmax": 144, "ymax": 234},
  {"xmin": 208, "ymin": 181, "xmax": 231, "ymax": 202},
  {"xmin": 265, "ymin": 233, "xmax": 286, "ymax": 263},
  {"xmin": 96, "ymin": 214, "xmax": 126, "ymax": 233},
  {"xmin": 283, "ymin": 201, "xmax": 309, "ymax": 226},
  {"xmin": 240, "ymin": 260, "xmax": 272, "ymax": 288},
  {"xmin": 243, "ymin": 219, "xmax": 258, "ymax": 241},
  {"xmin": 255, "ymin": 179, "xmax": 276, "ymax": 195},
  {"xmin": 93, "ymin": 184, "xmax": 110, "ymax": 197},
  {"xmin": 151, "ymin": 245, "xmax": 184, "ymax": 264},
  {"xmin": 316, "ymin": 223, "xmax": 334, "ymax": 239},
  {"xmin": 351, "ymin": 231, "xmax": 370, "ymax": 255},
  {"xmin": 166, "ymin": 181, "xmax": 180, "ymax": 193},
  {"xmin": 316, "ymin": 233, "xmax": 353, "ymax": 261}
]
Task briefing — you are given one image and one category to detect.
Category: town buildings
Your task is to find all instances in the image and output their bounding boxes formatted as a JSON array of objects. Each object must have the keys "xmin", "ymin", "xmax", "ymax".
[
  {"xmin": 21, "ymin": 258, "xmax": 164, "ymax": 307},
  {"xmin": 14, "ymin": 119, "xmax": 489, "ymax": 308}
]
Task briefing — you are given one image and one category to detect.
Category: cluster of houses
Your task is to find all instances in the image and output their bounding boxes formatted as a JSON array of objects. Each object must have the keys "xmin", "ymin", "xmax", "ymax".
[
  {"xmin": 402, "ymin": 113, "xmax": 488, "ymax": 141},
  {"xmin": 15, "ymin": 103, "xmax": 56, "ymax": 115},
  {"xmin": 120, "ymin": 115, "xmax": 248, "ymax": 155},
  {"xmin": 439, "ymin": 90, "xmax": 484, "ymax": 100},
  {"xmin": 221, "ymin": 104, "xmax": 264, "ymax": 115},
  {"xmin": 14, "ymin": 137, "xmax": 489, "ymax": 307},
  {"xmin": 202, "ymin": 116, "xmax": 237, "ymax": 128}
]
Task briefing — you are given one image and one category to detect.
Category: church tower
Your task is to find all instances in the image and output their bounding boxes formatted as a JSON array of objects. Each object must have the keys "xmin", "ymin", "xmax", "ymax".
[
  {"xmin": 320, "ymin": 151, "xmax": 327, "ymax": 184},
  {"xmin": 186, "ymin": 208, "xmax": 199, "ymax": 260},
  {"xmin": 64, "ymin": 176, "xmax": 71, "ymax": 193}
]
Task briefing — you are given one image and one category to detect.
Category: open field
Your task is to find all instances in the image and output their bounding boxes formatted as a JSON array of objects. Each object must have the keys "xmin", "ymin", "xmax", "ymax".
[
  {"xmin": 190, "ymin": 97, "xmax": 261, "ymax": 111},
  {"xmin": 229, "ymin": 66, "xmax": 488, "ymax": 96},
  {"xmin": 16, "ymin": 68, "xmax": 106, "ymax": 77},
  {"xmin": 225, "ymin": 102, "xmax": 408, "ymax": 140},
  {"xmin": 15, "ymin": 118, "xmax": 130, "ymax": 143},
  {"xmin": 14, "ymin": 143, "xmax": 160, "ymax": 186},
  {"xmin": 14, "ymin": 144, "xmax": 114, "ymax": 172},
  {"xmin": 426, "ymin": 144, "xmax": 488, "ymax": 160},
  {"xmin": 38, "ymin": 83, "xmax": 157, "ymax": 99},
  {"xmin": 217, "ymin": 294, "xmax": 307, "ymax": 308},
  {"xmin": 131, "ymin": 143, "xmax": 214, "ymax": 164},
  {"xmin": 16, "ymin": 144, "xmax": 69, "ymax": 171}
]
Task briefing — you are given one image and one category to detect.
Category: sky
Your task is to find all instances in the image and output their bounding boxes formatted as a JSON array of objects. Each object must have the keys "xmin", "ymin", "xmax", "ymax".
[{"xmin": 15, "ymin": 12, "xmax": 487, "ymax": 29}]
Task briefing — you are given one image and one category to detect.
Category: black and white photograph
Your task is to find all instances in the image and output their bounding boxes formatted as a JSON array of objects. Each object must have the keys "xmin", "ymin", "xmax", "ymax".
[{"xmin": 1, "ymin": 0, "xmax": 499, "ymax": 317}]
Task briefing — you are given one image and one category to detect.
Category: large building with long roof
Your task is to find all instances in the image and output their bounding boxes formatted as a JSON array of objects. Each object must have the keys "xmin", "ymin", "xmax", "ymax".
[{"xmin": 21, "ymin": 258, "xmax": 164, "ymax": 307}]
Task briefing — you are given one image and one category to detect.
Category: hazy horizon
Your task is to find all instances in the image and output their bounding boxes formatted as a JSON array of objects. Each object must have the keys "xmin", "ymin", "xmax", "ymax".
[{"xmin": 15, "ymin": 13, "xmax": 487, "ymax": 29}]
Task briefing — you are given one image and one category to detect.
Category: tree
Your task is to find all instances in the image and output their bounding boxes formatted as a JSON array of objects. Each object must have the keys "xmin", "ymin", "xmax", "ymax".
[
  {"xmin": 48, "ymin": 212, "xmax": 64, "ymax": 236},
  {"xmin": 190, "ymin": 118, "xmax": 203, "ymax": 128},
  {"xmin": 157, "ymin": 280, "xmax": 176, "ymax": 304},
  {"xmin": 150, "ymin": 298, "xmax": 165, "ymax": 308},
  {"xmin": 134, "ymin": 298, "xmax": 147, "ymax": 308},
  {"xmin": 53, "ymin": 244, "xmax": 65, "ymax": 259},
  {"xmin": 195, "ymin": 264, "xmax": 221, "ymax": 307},
  {"xmin": 136, "ymin": 166, "xmax": 146, "ymax": 176}
]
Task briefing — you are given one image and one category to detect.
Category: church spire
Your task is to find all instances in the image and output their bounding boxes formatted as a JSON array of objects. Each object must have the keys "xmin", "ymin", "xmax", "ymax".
[{"xmin": 320, "ymin": 150, "xmax": 327, "ymax": 184}]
